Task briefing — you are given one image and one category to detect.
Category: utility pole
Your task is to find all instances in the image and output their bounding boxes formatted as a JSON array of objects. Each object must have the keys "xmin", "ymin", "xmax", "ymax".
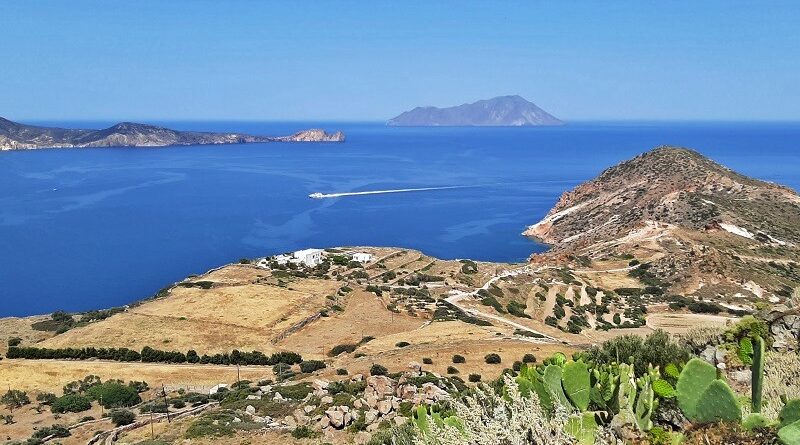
[{"xmin": 161, "ymin": 384, "xmax": 171, "ymax": 423}]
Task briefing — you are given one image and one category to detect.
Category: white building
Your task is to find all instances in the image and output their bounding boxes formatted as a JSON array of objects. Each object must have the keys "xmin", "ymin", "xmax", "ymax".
[
  {"xmin": 292, "ymin": 248, "xmax": 324, "ymax": 267},
  {"xmin": 352, "ymin": 252, "xmax": 373, "ymax": 263}
]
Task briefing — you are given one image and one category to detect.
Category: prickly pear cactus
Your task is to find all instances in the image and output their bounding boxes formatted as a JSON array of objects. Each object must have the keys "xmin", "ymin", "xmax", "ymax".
[
  {"xmin": 778, "ymin": 419, "xmax": 800, "ymax": 445},
  {"xmin": 544, "ymin": 364, "xmax": 572, "ymax": 409},
  {"xmin": 634, "ymin": 371, "xmax": 656, "ymax": 432},
  {"xmin": 751, "ymin": 336, "xmax": 765, "ymax": 414},
  {"xmin": 563, "ymin": 360, "xmax": 591, "ymax": 412},
  {"xmin": 676, "ymin": 358, "xmax": 717, "ymax": 420},
  {"xmin": 692, "ymin": 380, "xmax": 742, "ymax": 424},
  {"xmin": 780, "ymin": 399, "xmax": 800, "ymax": 429},
  {"xmin": 738, "ymin": 337, "xmax": 754, "ymax": 365},
  {"xmin": 617, "ymin": 363, "xmax": 636, "ymax": 412}
]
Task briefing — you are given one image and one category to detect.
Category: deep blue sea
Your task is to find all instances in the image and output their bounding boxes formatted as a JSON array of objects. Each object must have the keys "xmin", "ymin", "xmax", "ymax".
[{"xmin": 2, "ymin": 122, "xmax": 799, "ymax": 316}]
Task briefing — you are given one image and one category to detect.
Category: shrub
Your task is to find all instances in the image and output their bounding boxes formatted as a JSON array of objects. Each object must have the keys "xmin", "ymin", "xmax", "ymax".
[
  {"xmin": 299, "ymin": 360, "xmax": 326, "ymax": 373},
  {"xmin": 484, "ymin": 353, "xmax": 501, "ymax": 364},
  {"xmin": 586, "ymin": 329, "xmax": 690, "ymax": 376},
  {"xmin": 291, "ymin": 425, "xmax": 319, "ymax": 439},
  {"xmin": 173, "ymin": 400, "xmax": 186, "ymax": 409},
  {"xmin": 506, "ymin": 300, "xmax": 531, "ymax": 318},
  {"xmin": 336, "ymin": 368, "xmax": 348, "ymax": 375},
  {"xmin": 422, "ymin": 357, "xmax": 433, "ymax": 365},
  {"xmin": 86, "ymin": 382, "xmax": 141, "ymax": 408},
  {"xmin": 110, "ymin": 409, "xmax": 136, "ymax": 426},
  {"xmin": 32, "ymin": 424, "xmax": 70, "ymax": 439},
  {"xmin": 52, "ymin": 394, "xmax": 92, "ymax": 413},
  {"xmin": 512, "ymin": 361, "xmax": 522, "ymax": 372},
  {"xmin": 275, "ymin": 383, "xmax": 312, "ymax": 400},
  {"xmin": 447, "ymin": 366, "xmax": 459, "ymax": 374},
  {"xmin": 1, "ymin": 389, "xmax": 30, "ymax": 410},
  {"xmin": 329, "ymin": 343, "xmax": 358, "ymax": 356},
  {"xmin": 452, "ymin": 354, "xmax": 466, "ymax": 364},
  {"xmin": 370, "ymin": 364, "xmax": 388, "ymax": 376},
  {"xmin": 395, "ymin": 341, "xmax": 410, "ymax": 348},
  {"xmin": 522, "ymin": 353, "xmax": 537, "ymax": 363},
  {"xmin": 36, "ymin": 392, "xmax": 57, "ymax": 405},
  {"xmin": 468, "ymin": 373, "xmax": 482, "ymax": 382},
  {"xmin": 7, "ymin": 337, "xmax": 22, "ymax": 347}
]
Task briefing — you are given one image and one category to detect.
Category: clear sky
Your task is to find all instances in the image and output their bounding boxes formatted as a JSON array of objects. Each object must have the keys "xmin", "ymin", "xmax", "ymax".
[{"xmin": 1, "ymin": 1, "xmax": 798, "ymax": 121}]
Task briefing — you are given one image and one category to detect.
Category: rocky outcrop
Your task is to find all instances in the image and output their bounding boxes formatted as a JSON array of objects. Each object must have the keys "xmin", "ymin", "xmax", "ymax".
[
  {"xmin": 0, "ymin": 117, "xmax": 344, "ymax": 150},
  {"xmin": 388, "ymin": 95, "xmax": 563, "ymax": 126},
  {"xmin": 764, "ymin": 306, "xmax": 800, "ymax": 352}
]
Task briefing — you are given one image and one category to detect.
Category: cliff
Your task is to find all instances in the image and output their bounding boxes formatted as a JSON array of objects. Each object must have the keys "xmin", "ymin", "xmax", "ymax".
[{"xmin": 387, "ymin": 95, "xmax": 563, "ymax": 127}]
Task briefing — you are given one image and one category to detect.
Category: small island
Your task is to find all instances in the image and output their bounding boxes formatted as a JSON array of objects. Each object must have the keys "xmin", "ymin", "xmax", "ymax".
[
  {"xmin": 0, "ymin": 117, "xmax": 345, "ymax": 150},
  {"xmin": 387, "ymin": 95, "xmax": 563, "ymax": 127}
]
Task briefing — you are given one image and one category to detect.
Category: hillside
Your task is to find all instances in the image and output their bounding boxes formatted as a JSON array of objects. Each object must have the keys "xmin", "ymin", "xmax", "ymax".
[
  {"xmin": 0, "ymin": 117, "xmax": 345, "ymax": 150},
  {"xmin": 387, "ymin": 95, "xmax": 563, "ymax": 126},
  {"xmin": 526, "ymin": 146, "xmax": 800, "ymax": 301}
]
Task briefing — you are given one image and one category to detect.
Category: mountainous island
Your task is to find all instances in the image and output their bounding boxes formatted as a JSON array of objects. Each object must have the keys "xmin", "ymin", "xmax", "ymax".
[
  {"xmin": 387, "ymin": 95, "xmax": 563, "ymax": 126},
  {"xmin": 1, "ymin": 147, "xmax": 798, "ymax": 445},
  {"xmin": 0, "ymin": 117, "xmax": 345, "ymax": 150}
]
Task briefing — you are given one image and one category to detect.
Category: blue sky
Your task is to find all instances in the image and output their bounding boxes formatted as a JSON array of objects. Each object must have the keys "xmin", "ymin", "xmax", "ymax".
[{"xmin": 1, "ymin": 1, "xmax": 798, "ymax": 121}]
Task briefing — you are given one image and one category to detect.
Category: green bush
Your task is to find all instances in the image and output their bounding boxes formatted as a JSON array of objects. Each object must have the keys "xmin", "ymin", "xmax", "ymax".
[
  {"xmin": 452, "ymin": 354, "xmax": 465, "ymax": 364},
  {"xmin": 422, "ymin": 357, "xmax": 433, "ymax": 365},
  {"xmin": 7, "ymin": 337, "xmax": 22, "ymax": 347},
  {"xmin": 484, "ymin": 353, "xmax": 501, "ymax": 364},
  {"xmin": 336, "ymin": 368, "xmax": 348, "ymax": 375},
  {"xmin": 329, "ymin": 343, "xmax": 358, "ymax": 356},
  {"xmin": 291, "ymin": 425, "xmax": 319, "ymax": 439},
  {"xmin": 1, "ymin": 389, "xmax": 30, "ymax": 410},
  {"xmin": 370, "ymin": 364, "xmax": 388, "ymax": 376},
  {"xmin": 446, "ymin": 366, "xmax": 459, "ymax": 374},
  {"xmin": 522, "ymin": 353, "xmax": 536, "ymax": 363},
  {"xmin": 468, "ymin": 373, "xmax": 481, "ymax": 383},
  {"xmin": 52, "ymin": 394, "xmax": 92, "ymax": 413},
  {"xmin": 275, "ymin": 383, "xmax": 312, "ymax": 400},
  {"xmin": 110, "ymin": 409, "xmax": 136, "ymax": 426},
  {"xmin": 395, "ymin": 341, "xmax": 410, "ymax": 348},
  {"xmin": 586, "ymin": 329, "xmax": 690, "ymax": 376},
  {"xmin": 299, "ymin": 360, "xmax": 326, "ymax": 373},
  {"xmin": 86, "ymin": 382, "xmax": 141, "ymax": 408}
]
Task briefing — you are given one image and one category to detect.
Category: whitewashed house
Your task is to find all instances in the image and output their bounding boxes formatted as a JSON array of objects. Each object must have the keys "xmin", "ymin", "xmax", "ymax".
[
  {"xmin": 274, "ymin": 254, "xmax": 293, "ymax": 265},
  {"xmin": 352, "ymin": 252, "xmax": 373, "ymax": 263},
  {"xmin": 292, "ymin": 248, "xmax": 324, "ymax": 267}
]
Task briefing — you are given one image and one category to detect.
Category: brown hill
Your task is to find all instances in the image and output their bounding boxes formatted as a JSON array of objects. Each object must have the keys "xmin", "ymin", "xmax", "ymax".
[{"xmin": 525, "ymin": 146, "xmax": 800, "ymax": 302}]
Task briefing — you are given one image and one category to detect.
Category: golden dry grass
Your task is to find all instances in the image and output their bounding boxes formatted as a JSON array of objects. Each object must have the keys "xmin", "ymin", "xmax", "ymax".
[{"xmin": 39, "ymin": 265, "xmax": 339, "ymax": 354}]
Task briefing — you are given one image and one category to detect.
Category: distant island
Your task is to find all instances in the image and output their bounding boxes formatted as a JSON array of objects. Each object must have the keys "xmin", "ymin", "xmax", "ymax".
[
  {"xmin": 387, "ymin": 95, "xmax": 563, "ymax": 126},
  {"xmin": 0, "ymin": 117, "xmax": 345, "ymax": 150}
]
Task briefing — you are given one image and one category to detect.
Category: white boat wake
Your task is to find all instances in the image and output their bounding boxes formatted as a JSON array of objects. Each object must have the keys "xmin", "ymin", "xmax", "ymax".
[{"xmin": 309, "ymin": 185, "xmax": 470, "ymax": 199}]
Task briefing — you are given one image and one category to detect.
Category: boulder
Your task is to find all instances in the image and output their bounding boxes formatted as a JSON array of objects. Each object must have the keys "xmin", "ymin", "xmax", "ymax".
[
  {"xmin": 377, "ymin": 399, "xmax": 393, "ymax": 415},
  {"xmin": 273, "ymin": 392, "xmax": 285, "ymax": 401},
  {"xmin": 321, "ymin": 395, "xmax": 334, "ymax": 405},
  {"xmin": 354, "ymin": 431, "xmax": 372, "ymax": 445},
  {"xmin": 365, "ymin": 375, "xmax": 396, "ymax": 400},
  {"xmin": 326, "ymin": 409, "xmax": 345, "ymax": 429},
  {"xmin": 245, "ymin": 405, "xmax": 256, "ymax": 415},
  {"xmin": 394, "ymin": 416, "xmax": 408, "ymax": 426},
  {"xmin": 408, "ymin": 361, "xmax": 422, "ymax": 376},
  {"xmin": 364, "ymin": 409, "xmax": 379, "ymax": 425},
  {"xmin": 397, "ymin": 384, "xmax": 418, "ymax": 400}
]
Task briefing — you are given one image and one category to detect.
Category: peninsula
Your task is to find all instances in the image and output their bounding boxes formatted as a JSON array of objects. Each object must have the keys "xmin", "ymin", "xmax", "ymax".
[
  {"xmin": 0, "ymin": 117, "xmax": 345, "ymax": 150},
  {"xmin": 387, "ymin": 95, "xmax": 563, "ymax": 126}
]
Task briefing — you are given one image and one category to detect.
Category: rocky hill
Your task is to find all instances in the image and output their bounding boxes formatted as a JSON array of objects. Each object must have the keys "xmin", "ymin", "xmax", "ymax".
[
  {"xmin": 387, "ymin": 95, "xmax": 563, "ymax": 126},
  {"xmin": 526, "ymin": 146, "xmax": 800, "ymax": 301},
  {"xmin": 0, "ymin": 117, "xmax": 344, "ymax": 150}
]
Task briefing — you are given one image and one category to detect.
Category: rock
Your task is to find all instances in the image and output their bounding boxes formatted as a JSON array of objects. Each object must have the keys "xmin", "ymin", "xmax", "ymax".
[
  {"xmin": 252, "ymin": 415, "xmax": 265, "ymax": 423},
  {"xmin": 408, "ymin": 362, "xmax": 422, "ymax": 376},
  {"xmin": 245, "ymin": 405, "xmax": 256, "ymax": 415},
  {"xmin": 365, "ymin": 375, "xmax": 396, "ymax": 400},
  {"xmin": 284, "ymin": 415, "xmax": 297, "ymax": 428},
  {"xmin": 304, "ymin": 405, "xmax": 315, "ymax": 414},
  {"xmin": 365, "ymin": 395, "xmax": 379, "ymax": 409},
  {"xmin": 318, "ymin": 415, "xmax": 331, "ymax": 429},
  {"xmin": 354, "ymin": 398, "xmax": 363, "ymax": 409},
  {"xmin": 260, "ymin": 385, "xmax": 272, "ymax": 392},
  {"xmin": 394, "ymin": 416, "xmax": 408, "ymax": 426},
  {"xmin": 233, "ymin": 417, "xmax": 242, "ymax": 423},
  {"xmin": 351, "ymin": 374, "xmax": 364, "ymax": 382},
  {"xmin": 246, "ymin": 394, "xmax": 261, "ymax": 400},
  {"xmin": 325, "ymin": 408, "xmax": 346, "ymax": 429},
  {"xmin": 321, "ymin": 395, "xmax": 333, "ymax": 405},
  {"xmin": 313, "ymin": 379, "xmax": 330, "ymax": 391},
  {"xmin": 364, "ymin": 409, "xmax": 378, "ymax": 425},
  {"xmin": 397, "ymin": 384, "xmax": 417, "ymax": 400},
  {"xmin": 731, "ymin": 370, "xmax": 752, "ymax": 384},
  {"xmin": 273, "ymin": 392, "xmax": 285, "ymax": 401},
  {"xmin": 366, "ymin": 423, "xmax": 379, "ymax": 432},
  {"xmin": 419, "ymin": 383, "xmax": 449, "ymax": 404},
  {"xmin": 377, "ymin": 399, "xmax": 393, "ymax": 415}
]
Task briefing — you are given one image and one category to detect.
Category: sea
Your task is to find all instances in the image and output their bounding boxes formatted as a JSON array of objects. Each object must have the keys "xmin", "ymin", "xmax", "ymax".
[{"xmin": 2, "ymin": 121, "xmax": 799, "ymax": 316}]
